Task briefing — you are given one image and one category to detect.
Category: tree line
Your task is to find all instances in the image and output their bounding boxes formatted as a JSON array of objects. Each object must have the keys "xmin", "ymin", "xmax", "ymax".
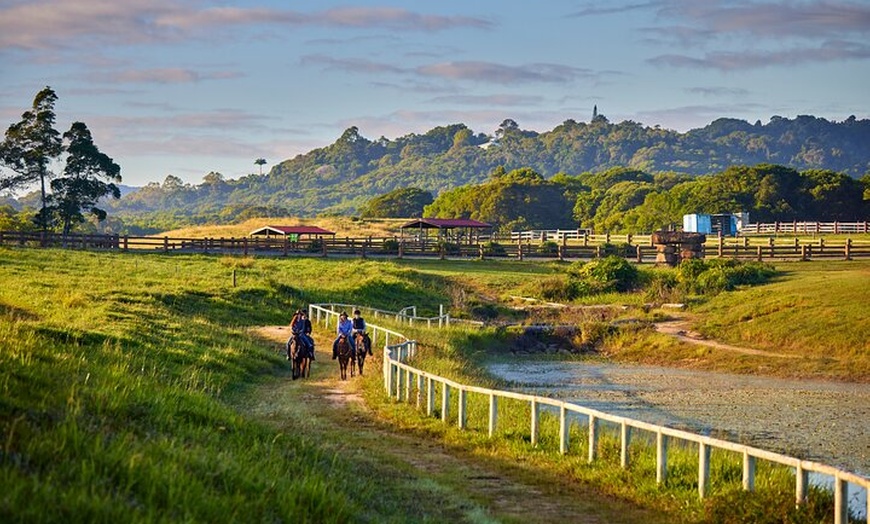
[{"xmin": 367, "ymin": 165, "xmax": 869, "ymax": 234}]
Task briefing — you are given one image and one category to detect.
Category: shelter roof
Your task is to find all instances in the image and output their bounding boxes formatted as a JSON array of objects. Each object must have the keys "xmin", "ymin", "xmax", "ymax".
[
  {"xmin": 400, "ymin": 218, "xmax": 491, "ymax": 229},
  {"xmin": 249, "ymin": 225, "xmax": 335, "ymax": 236}
]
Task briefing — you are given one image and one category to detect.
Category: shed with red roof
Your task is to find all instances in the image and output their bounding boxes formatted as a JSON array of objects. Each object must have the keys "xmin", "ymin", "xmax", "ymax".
[{"xmin": 249, "ymin": 225, "xmax": 335, "ymax": 241}]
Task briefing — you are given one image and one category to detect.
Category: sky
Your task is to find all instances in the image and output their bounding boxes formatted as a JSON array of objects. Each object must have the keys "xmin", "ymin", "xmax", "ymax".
[{"xmin": 1, "ymin": 0, "xmax": 869, "ymax": 188}]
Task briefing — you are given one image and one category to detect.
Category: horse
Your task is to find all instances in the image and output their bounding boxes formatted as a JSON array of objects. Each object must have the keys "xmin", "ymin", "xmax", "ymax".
[
  {"xmin": 336, "ymin": 334, "xmax": 354, "ymax": 380},
  {"xmin": 287, "ymin": 334, "xmax": 311, "ymax": 380},
  {"xmin": 353, "ymin": 331, "xmax": 371, "ymax": 376}
]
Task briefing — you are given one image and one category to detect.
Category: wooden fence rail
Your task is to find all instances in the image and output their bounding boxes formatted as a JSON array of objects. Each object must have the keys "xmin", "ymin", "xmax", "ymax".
[
  {"xmin": 309, "ymin": 303, "xmax": 869, "ymax": 524},
  {"xmin": 2, "ymin": 230, "xmax": 869, "ymax": 261}
]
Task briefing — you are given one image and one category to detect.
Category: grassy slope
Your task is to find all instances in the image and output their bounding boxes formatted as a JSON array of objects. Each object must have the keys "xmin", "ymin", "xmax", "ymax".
[
  {"xmin": 606, "ymin": 261, "xmax": 870, "ymax": 382},
  {"xmin": 1, "ymin": 249, "xmax": 865, "ymax": 521},
  {"xmin": 0, "ymin": 250, "xmax": 476, "ymax": 522}
]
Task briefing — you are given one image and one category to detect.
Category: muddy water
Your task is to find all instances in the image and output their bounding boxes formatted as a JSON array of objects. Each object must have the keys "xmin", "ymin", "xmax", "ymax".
[{"xmin": 487, "ymin": 360, "xmax": 869, "ymax": 513}]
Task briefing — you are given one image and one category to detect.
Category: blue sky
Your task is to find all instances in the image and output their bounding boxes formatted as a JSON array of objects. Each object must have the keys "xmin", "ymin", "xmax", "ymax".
[{"xmin": 2, "ymin": 0, "xmax": 869, "ymax": 187}]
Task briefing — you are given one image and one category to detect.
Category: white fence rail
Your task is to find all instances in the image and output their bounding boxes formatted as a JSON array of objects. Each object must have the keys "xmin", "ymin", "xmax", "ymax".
[
  {"xmin": 743, "ymin": 221, "xmax": 870, "ymax": 235},
  {"xmin": 311, "ymin": 302, "xmax": 870, "ymax": 523}
]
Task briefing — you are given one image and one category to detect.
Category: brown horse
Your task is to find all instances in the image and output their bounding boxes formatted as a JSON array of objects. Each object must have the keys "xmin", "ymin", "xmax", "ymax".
[
  {"xmin": 287, "ymin": 335, "xmax": 311, "ymax": 380},
  {"xmin": 353, "ymin": 331, "xmax": 371, "ymax": 376},
  {"xmin": 336, "ymin": 335, "xmax": 353, "ymax": 380}
]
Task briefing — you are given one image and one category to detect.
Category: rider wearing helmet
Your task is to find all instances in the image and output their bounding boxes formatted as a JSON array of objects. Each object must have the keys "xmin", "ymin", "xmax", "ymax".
[{"xmin": 332, "ymin": 311, "xmax": 355, "ymax": 359}]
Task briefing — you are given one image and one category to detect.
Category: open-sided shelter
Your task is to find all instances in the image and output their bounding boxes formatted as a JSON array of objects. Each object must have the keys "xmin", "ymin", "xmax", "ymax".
[
  {"xmin": 249, "ymin": 225, "xmax": 335, "ymax": 242},
  {"xmin": 399, "ymin": 218, "xmax": 492, "ymax": 245}
]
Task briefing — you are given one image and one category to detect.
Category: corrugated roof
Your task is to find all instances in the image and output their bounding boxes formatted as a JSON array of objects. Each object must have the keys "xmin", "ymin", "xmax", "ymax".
[
  {"xmin": 250, "ymin": 225, "xmax": 335, "ymax": 236},
  {"xmin": 400, "ymin": 218, "xmax": 492, "ymax": 229}
]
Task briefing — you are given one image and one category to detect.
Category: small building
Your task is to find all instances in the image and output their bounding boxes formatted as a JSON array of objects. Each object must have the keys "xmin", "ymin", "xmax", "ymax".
[
  {"xmin": 399, "ymin": 218, "xmax": 492, "ymax": 245},
  {"xmin": 249, "ymin": 225, "xmax": 335, "ymax": 242},
  {"xmin": 683, "ymin": 213, "xmax": 747, "ymax": 236}
]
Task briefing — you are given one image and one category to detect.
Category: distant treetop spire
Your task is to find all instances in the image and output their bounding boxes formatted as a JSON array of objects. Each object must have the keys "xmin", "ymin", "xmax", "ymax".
[{"xmin": 593, "ymin": 105, "xmax": 598, "ymax": 119}]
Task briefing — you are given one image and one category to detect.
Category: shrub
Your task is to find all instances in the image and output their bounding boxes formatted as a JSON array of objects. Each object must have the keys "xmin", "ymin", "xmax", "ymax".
[
  {"xmin": 437, "ymin": 241, "xmax": 461, "ymax": 255},
  {"xmin": 537, "ymin": 241, "xmax": 560, "ymax": 255},
  {"xmin": 677, "ymin": 259, "xmax": 776, "ymax": 295},
  {"xmin": 538, "ymin": 276, "xmax": 577, "ymax": 302},
  {"xmin": 382, "ymin": 238, "xmax": 399, "ymax": 254},
  {"xmin": 568, "ymin": 256, "xmax": 640, "ymax": 295},
  {"xmin": 482, "ymin": 241, "xmax": 506, "ymax": 256}
]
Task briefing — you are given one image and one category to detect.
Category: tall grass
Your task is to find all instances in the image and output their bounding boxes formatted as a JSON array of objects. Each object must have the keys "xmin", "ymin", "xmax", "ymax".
[{"xmin": 0, "ymin": 249, "xmax": 462, "ymax": 522}]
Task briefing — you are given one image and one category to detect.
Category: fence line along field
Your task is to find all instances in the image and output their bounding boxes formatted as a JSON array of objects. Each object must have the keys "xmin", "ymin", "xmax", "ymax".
[{"xmin": 2, "ymin": 229, "xmax": 869, "ymax": 262}]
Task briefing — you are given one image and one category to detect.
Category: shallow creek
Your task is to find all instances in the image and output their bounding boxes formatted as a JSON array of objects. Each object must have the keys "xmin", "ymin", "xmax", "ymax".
[{"xmin": 486, "ymin": 360, "xmax": 869, "ymax": 514}]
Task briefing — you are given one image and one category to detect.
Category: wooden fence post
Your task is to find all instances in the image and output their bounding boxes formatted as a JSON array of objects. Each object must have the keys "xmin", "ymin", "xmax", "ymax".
[
  {"xmin": 163, "ymin": 236, "xmax": 169, "ymax": 252},
  {"xmin": 517, "ymin": 240, "xmax": 523, "ymax": 261},
  {"xmin": 844, "ymin": 238, "xmax": 851, "ymax": 260},
  {"xmin": 636, "ymin": 245, "xmax": 642, "ymax": 263}
]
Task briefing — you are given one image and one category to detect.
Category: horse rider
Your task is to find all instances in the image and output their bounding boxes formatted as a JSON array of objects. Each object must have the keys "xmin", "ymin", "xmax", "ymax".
[
  {"xmin": 289, "ymin": 309, "xmax": 315, "ymax": 360},
  {"xmin": 332, "ymin": 311, "xmax": 355, "ymax": 359},
  {"xmin": 352, "ymin": 309, "xmax": 372, "ymax": 356}
]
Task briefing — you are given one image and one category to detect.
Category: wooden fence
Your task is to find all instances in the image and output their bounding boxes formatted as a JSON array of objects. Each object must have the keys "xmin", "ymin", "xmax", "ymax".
[
  {"xmin": 309, "ymin": 303, "xmax": 868, "ymax": 524},
  {"xmin": 1, "ymin": 230, "xmax": 869, "ymax": 261}
]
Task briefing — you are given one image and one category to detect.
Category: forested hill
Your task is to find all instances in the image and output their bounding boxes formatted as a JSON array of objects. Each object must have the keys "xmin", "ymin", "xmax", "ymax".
[{"xmin": 110, "ymin": 114, "xmax": 870, "ymax": 221}]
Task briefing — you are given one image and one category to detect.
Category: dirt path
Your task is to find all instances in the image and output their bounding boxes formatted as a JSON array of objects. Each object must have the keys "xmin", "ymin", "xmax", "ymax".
[
  {"xmin": 653, "ymin": 318, "xmax": 799, "ymax": 359},
  {"xmin": 246, "ymin": 326, "xmax": 670, "ymax": 524}
]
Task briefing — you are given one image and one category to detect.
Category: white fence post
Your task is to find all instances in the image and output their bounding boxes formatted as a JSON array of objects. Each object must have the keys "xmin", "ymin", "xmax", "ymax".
[
  {"xmin": 834, "ymin": 477, "xmax": 848, "ymax": 524},
  {"xmin": 620, "ymin": 422, "xmax": 631, "ymax": 469},
  {"xmin": 458, "ymin": 388, "xmax": 467, "ymax": 429},
  {"xmin": 588, "ymin": 415, "xmax": 598, "ymax": 463},
  {"xmin": 426, "ymin": 377, "xmax": 435, "ymax": 416},
  {"xmin": 560, "ymin": 405, "xmax": 569, "ymax": 455},
  {"xmin": 488, "ymin": 394, "xmax": 498, "ymax": 437},
  {"xmin": 743, "ymin": 452, "xmax": 756, "ymax": 491},
  {"xmin": 657, "ymin": 431, "xmax": 668, "ymax": 485},
  {"xmin": 531, "ymin": 400, "xmax": 540, "ymax": 447},
  {"xmin": 416, "ymin": 374, "xmax": 423, "ymax": 409},
  {"xmin": 441, "ymin": 384, "xmax": 450, "ymax": 422},
  {"xmin": 699, "ymin": 442, "xmax": 711, "ymax": 499},
  {"xmin": 795, "ymin": 464, "xmax": 809, "ymax": 506}
]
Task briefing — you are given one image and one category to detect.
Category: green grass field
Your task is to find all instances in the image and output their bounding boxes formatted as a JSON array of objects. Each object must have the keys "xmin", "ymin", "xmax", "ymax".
[{"xmin": 1, "ymin": 247, "xmax": 865, "ymax": 522}]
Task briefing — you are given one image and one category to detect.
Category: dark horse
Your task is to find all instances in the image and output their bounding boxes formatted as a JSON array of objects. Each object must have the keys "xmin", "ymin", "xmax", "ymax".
[
  {"xmin": 353, "ymin": 331, "xmax": 372, "ymax": 376},
  {"xmin": 287, "ymin": 335, "xmax": 312, "ymax": 380},
  {"xmin": 336, "ymin": 334, "xmax": 353, "ymax": 380}
]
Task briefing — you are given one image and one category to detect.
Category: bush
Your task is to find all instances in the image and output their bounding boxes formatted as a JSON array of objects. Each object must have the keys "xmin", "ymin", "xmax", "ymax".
[
  {"xmin": 482, "ymin": 241, "xmax": 506, "ymax": 256},
  {"xmin": 537, "ymin": 241, "xmax": 560, "ymax": 255},
  {"xmin": 538, "ymin": 276, "xmax": 577, "ymax": 302},
  {"xmin": 307, "ymin": 238, "xmax": 323, "ymax": 253},
  {"xmin": 437, "ymin": 241, "xmax": 461, "ymax": 255},
  {"xmin": 677, "ymin": 259, "xmax": 776, "ymax": 295},
  {"xmin": 568, "ymin": 256, "xmax": 641, "ymax": 296},
  {"xmin": 382, "ymin": 238, "xmax": 399, "ymax": 254}
]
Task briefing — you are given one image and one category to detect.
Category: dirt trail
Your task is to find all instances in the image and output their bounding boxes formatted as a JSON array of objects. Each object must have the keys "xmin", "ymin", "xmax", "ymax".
[
  {"xmin": 247, "ymin": 325, "xmax": 670, "ymax": 524},
  {"xmin": 653, "ymin": 318, "xmax": 799, "ymax": 359}
]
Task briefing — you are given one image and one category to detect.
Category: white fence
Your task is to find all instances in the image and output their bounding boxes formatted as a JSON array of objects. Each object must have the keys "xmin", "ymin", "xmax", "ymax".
[
  {"xmin": 309, "ymin": 303, "xmax": 868, "ymax": 524},
  {"xmin": 743, "ymin": 222, "xmax": 870, "ymax": 235}
]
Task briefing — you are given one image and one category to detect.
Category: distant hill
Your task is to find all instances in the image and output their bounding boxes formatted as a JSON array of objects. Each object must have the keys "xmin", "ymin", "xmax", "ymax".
[{"xmin": 108, "ymin": 114, "xmax": 870, "ymax": 221}]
